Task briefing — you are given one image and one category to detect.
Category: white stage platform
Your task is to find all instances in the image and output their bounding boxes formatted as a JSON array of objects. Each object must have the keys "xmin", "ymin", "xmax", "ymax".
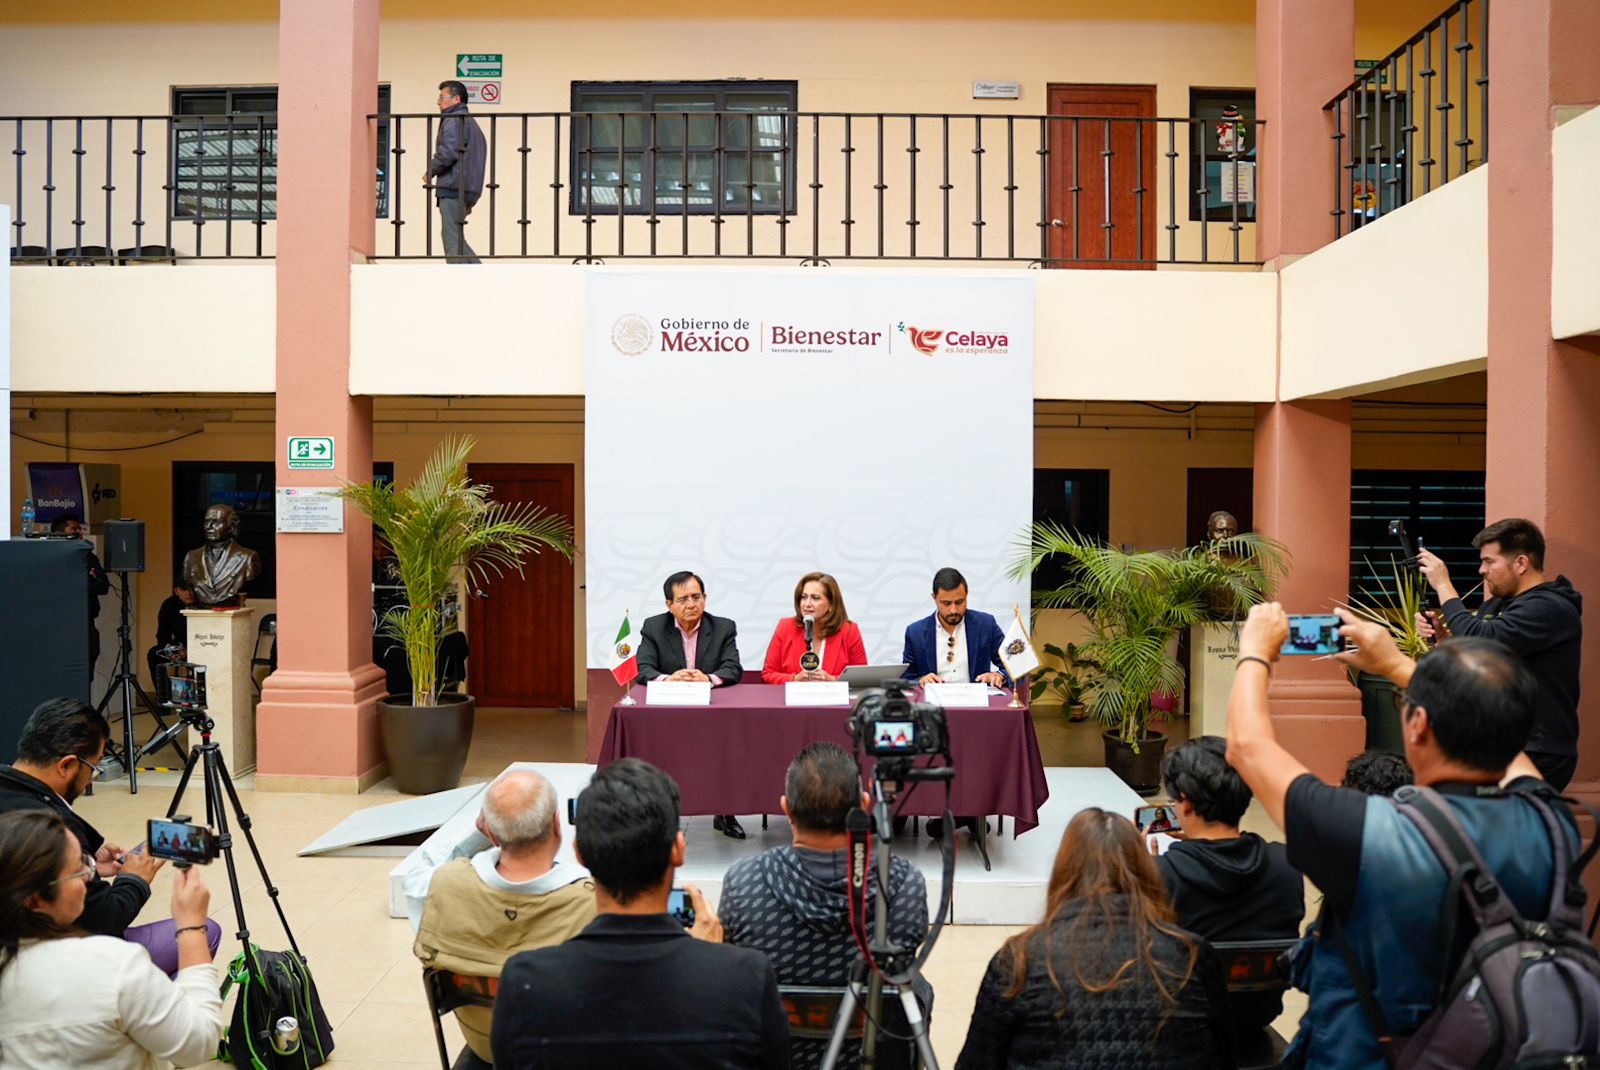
[{"xmin": 301, "ymin": 763, "xmax": 1143, "ymax": 926}]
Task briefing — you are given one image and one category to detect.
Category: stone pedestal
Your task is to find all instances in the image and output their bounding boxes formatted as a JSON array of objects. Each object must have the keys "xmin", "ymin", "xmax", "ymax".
[
  {"xmin": 182, "ymin": 607, "xmax": 258, "ymax": 776},
  {"xmin": 1190, "ymin": 623, "xmax": 1241, "ymax": 740}
]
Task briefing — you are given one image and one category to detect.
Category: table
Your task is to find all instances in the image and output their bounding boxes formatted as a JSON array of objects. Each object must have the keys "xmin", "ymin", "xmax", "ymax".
[{"xmin": 597, "ymin": 684, "xmax": 1051, "ymax": 849}]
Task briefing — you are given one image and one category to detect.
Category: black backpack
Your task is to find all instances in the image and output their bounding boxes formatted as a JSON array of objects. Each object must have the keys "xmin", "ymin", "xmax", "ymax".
[
  {"xmin": 217, "ymin": 943, "xmax": 336, "ymax": 1070},
  {"xmin": 1340, "ymin": 783, "xmax": 1600, "ymax": 1069}
]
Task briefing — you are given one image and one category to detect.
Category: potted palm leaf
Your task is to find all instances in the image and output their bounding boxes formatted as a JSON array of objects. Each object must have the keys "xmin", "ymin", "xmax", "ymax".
[
  {"xmin": 1010, "ymin": 524, "xmax": 1286, "ymax": 793},
  {"xmin": 1342, "ymin": 556, "xmax": 1433, "ymax": 755},
  {"xmin": 341, "ymin": 437, "xmax": 574, "ymax": 794}
]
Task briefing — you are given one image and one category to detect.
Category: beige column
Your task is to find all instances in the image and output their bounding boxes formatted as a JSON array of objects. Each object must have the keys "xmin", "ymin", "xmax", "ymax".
[{"xmin": 255, "ymin": 0, "xmax": 387, "ymax": 791}]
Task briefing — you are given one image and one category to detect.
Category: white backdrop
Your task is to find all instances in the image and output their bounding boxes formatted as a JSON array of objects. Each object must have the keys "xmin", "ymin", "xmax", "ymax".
[{"xmin": 585, "ymin": 268, "xmax": 1034, "ymax": 672}]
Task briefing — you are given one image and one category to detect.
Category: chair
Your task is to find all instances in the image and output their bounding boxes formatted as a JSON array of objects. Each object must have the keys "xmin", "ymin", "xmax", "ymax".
[
  {"xmin": 250, "ymin": 614, "xmax": 276, "ymax": 695},
  {"xmin": 1211, "ymin": 938, "xmax": 1297, "ymax": 1070},
  {"xmin": 8, "ymin": 245, "xmax": 49, "ymax": 264},
  {"xmin": 116, "ymin": 244, "xmax": 177, "ymax": 264},
  {"xmin": 53, "ymin": 244, "xmax": 111, "ymax": 265},
  {"xmin": 422, "ymin": 967, "xmax": 498, "ymax": 1070},
  {"xmin": 779, "ymin": 985, "xmax": 864, "ymax": 1042}
]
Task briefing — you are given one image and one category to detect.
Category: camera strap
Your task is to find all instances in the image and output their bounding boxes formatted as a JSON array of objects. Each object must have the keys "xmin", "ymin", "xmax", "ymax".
[{"xmin": 844, "ymin": 805, "xmax": 872, "ymax": 960}]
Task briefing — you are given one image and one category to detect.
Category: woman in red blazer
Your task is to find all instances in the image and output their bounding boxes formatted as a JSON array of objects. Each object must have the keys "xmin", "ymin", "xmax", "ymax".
[{"xmin": 762, "ymin": 571, "xmax": 869, "ymax": 683}]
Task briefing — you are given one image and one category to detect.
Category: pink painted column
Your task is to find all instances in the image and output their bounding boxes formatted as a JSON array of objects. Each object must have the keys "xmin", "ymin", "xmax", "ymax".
[
  {"xmin": 256, "ymin": 0, "xmax": 387, "ymax": 790},
  {"xmin": 1485, "ymin": 0, "xmax": 1600, "ymax": 794},
  {"xmin": 1252, "ymin": 0, "xmax": 1363, "ymax": 781}
]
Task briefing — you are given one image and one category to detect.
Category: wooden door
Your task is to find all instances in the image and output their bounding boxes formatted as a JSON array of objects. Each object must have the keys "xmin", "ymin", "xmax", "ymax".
[
  {"xmin": 1046, "ymin": 84, "xmax": 1157, "ymax": 268},
  {"xmin": 466, "ymin": 464, "xmax": 576, "ymax": 708},
  {"xmin": 1186, "ymin": 467, "xmax": 1255, "ymax": 547}
]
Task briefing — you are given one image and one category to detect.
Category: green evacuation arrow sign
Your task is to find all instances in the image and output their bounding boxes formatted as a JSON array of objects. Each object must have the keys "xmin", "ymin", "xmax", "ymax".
[
  {"xmin": 457, "ymin": 53, "xmax": 503, "ymax": 78},
  {"xmin": 287, "ymin": 436, "xmax": 335, "ymax": 470}
]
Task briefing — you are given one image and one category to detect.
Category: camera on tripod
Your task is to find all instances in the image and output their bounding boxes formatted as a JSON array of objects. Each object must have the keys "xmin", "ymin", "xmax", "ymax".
[
  {"xmin": 165, "ymin": 662, "xmax": 209, "ymax": 712},
  {"xmin": 847, "ymin": 679, "xmax": 948, "ymax": 763}
]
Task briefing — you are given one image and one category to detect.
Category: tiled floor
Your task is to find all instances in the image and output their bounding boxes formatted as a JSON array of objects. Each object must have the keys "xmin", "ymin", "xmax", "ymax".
[{"xmin": 77, "ymin": 705, "xmax": 1302, "ymax": 1067}]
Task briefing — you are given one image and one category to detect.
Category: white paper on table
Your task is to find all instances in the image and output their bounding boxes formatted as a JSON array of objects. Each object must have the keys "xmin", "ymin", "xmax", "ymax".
[
  {"xmin": 784, "ymin": 681, "xmax": 851, "ymax": 706},
  {"xmin": 646, "ymin": 681, "xmax": 712, "ymax": 706},
  {"xmin": 921, "ymin": 683, "xmax": 991, "ymax": 708}
]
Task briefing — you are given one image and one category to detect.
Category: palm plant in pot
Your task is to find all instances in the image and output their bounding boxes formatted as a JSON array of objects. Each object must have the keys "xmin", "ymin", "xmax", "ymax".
[
  {"xmin": 1009, "ymin": 524, "xmax": 1286, "ymax": 793},
  {"xmin": 1342, "ymin": 556, "xmax": 1440, "ymax": 755},
  {"xmin": 1028, "ymin": 641, "xmax": 1101, "ymax": 721},
  {"xmin": 341, "ymin": 437, "xmax": 574, "ymax": 794}
]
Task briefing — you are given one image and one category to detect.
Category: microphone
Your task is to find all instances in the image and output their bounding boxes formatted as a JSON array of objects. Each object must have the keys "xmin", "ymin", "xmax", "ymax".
[{"xmin": 803, "ymin": 615, "xmax": 815, "ymax": 648}]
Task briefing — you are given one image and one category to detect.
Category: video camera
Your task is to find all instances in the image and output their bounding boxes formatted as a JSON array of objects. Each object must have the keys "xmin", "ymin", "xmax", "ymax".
[{"xmin": 846, "ymin": 679, "xmax": 949, "ymax": 768}]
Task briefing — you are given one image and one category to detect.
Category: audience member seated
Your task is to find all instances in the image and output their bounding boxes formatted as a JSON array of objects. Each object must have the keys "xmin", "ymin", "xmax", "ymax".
[
  {"xmin": 0, "ymin": 698, "xmax": 221, "ymax": 975},
  {"xmin": 1339, "ymin": 749, "xmax": 1413, "ymax": 797},
  {"xmin": 762, "ymin": 571, "xmax": 868, "ymax": 683},
  {"xmin": 955, "ymin": 808, "xmax": 1232, "ymax": 1069},
  {"xmin": 146, "ymin": 581, "xmax": 196, "ymax": 703},
  {"xmin": 1156, "ymin": 735, "xmax": 1305, "ymax": 1034},
  {"xmin": 412, "ymin": 770, "xmax": 595, "ymax": 1070},
  {"xmin": 721, "ymin": 742, "xmax": 931, "ymax": 1070},
  {"xmin": 0, "ymin": 810, "xmax": 223, "ymax": 1068},
  {"xmin": 1227, "ymin": 604, "xmax": 1576, "ymax": 1070},
  {"xmin": 492, "ymin": 758, "xmax": 789, "ymax": 1069}
]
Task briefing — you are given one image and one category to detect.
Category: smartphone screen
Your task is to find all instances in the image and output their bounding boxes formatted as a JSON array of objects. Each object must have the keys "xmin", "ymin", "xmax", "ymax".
[
  {"xmin": 146, "ymin": 818, "xmax": 213, "ymax": 866},
  {"xmin": 667, "ymin": 887, "xmax": 696, "ymax": 928},
  {"xmin": 1281, "ymin": 614, "xmax": 1343, "ymax": 656},
  {"xmin": 1134, "ymin": 805, "xmax": 1177, "ymax": 834}
]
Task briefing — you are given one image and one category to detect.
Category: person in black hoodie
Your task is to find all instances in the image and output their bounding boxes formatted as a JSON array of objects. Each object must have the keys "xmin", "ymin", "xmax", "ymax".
[
  {"xmin": 1155, "ymin": 735, "xmax": 1305, "ymax": 1034},
  {"xmin": 1416, "ymin": 517, "xmax": 1583, "ymax": 788},
  {"xmin": 721, "ymin": 742, "xmax": 930, "ymax": 1070}
]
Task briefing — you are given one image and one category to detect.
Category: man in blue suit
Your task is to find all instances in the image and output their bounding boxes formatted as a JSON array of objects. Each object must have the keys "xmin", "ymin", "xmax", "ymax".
[{"xmin": 902, "ymin": 567, "xmax": 1010, "ymax": 688}]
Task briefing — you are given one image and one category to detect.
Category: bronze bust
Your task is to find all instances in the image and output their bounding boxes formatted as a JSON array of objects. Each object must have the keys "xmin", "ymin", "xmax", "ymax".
[
  {"xmin": 1205, "ymin": 510, "xmax": 1240, "ymax": 544},
  {"xmin": 182, "ymin": 504, "xmax": 263, "ymax": 608}
]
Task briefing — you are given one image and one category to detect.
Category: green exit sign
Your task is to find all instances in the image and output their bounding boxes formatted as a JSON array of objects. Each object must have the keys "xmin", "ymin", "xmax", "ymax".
[
  {"xmin": 287, "ymin": 436, "xmax": 335, "ymax": 470},
  {"xmin": 457, "ymin": 53, "xmax": 503, "ymax": 78},
  {"xmin": 1355, "ymin": 59, "xmax": 1391, "ymax": 86}
]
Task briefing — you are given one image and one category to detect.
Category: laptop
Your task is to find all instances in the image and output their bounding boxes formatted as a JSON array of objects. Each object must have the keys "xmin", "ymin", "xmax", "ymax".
[{"xmin": 839, "ymin": 663, "xmax": 911, "ymax": 693}]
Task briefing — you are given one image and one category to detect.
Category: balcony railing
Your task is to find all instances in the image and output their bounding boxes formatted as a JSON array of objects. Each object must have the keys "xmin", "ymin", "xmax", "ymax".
[
  {"xmin": 4, "ymin": 111, "xmax": 1264, "ymax": 267},
  {"xmin": 1325, "ymin": 0, "xmax": 1488, "ymax": 237}
]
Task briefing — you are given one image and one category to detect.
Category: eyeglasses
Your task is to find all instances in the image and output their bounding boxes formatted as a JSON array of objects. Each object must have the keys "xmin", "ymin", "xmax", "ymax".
[
  {"xmin": 1389, "ymin": 689, "xmax": 1413, "ymax": 715},
  {"xmin": 671, "ymin": 593, "xmax": 705, "ymax": 606},
  {"xmin": 50, "ymin": 853, "xmax": 96, "ymax": 886},
  {"xmin": 67, "ymin": 754, "xmax": 102, "ymax": 781},
  {"xmin": 946, "ymin": 633, "xmax": 957, "ymax": 666}
]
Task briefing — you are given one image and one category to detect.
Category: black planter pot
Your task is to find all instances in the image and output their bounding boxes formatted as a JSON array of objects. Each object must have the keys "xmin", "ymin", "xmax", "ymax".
[
  {"xmin": 1103, "ymin": 729, "xmax": 1169, "ymax": 796},
  {"xmin": 1356, "ymin": 671, "xmax": 1405, "ymax": 755},
  {"xmin": 378, "ymin": 692, "xmax": 476, "ymax": 795}
]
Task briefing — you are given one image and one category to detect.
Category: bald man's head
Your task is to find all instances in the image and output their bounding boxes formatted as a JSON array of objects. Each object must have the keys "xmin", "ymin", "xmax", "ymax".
[{"xmin": 481, "ymin": 769, "xmax": 558, "ymax": 852}]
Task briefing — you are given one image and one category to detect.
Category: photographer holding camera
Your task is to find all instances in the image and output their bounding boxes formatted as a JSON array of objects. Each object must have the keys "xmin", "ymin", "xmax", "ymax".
[
  {"xmin": 0, "ymin": 809, "xmax": 222, "ymax": 1068},
  {"xmin": 0, "ymin": 698, "xmax": 221, "ymax": 977}
]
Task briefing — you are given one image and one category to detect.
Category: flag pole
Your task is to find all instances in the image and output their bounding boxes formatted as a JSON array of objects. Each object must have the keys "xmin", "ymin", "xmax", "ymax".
[{"xmin": 1007, "ymin": 603, "xmax": 1025, "ymax": 708}]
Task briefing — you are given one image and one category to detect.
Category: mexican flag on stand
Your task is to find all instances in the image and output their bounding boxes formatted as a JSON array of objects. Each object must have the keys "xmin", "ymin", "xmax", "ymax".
[{"xmin": 608, "ymin": 613, "xmax": 638, "ymax": 686}]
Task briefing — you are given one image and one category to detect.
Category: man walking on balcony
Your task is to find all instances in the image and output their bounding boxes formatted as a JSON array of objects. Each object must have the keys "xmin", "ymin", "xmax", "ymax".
[{"xmin": 426, "ymin": 79, "xmax": 486, "ymax": 264}]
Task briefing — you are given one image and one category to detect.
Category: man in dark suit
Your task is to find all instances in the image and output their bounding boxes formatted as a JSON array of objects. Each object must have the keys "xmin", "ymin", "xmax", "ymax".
[
  {"xmin": 637, "ymin": 571, "xmax": 748, "ymax": 838},
  {"xmin": 902, "ymin": 567, "xmax": 1010, "ymax": 839},
  {"xmin": 902, "ymin": 566, "xmax": 1010, "ymax": 688},
  {"xmin": 492, "ymin": 758, "xmax": 789, "ymax": 1070}
]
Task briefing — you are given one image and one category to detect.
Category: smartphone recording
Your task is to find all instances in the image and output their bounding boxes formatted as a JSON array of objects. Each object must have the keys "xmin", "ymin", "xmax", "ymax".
[
  {"xmin": 146, "ymin": 818, "xmax": 219, "ymax": 866},
  {"xmin": 1281, "ymin": 614, "xmax": 1344, "ymax": 657}
]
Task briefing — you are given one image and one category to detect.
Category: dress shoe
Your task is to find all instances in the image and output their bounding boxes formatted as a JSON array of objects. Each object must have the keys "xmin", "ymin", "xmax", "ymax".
[{"xmin": 713, "ymin": 814, "xmax": 747, "ymax": 839}]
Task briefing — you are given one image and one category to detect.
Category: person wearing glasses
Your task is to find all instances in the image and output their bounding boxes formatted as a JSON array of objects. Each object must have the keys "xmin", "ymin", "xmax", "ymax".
[
  {"xmin": 0, "ymin": 810, "xmax": 223, "ymax": 1069},
  {"xmin": 637, "ymin": 571, "xmax": 747, "ymax": 837},
  {"xmin": 0, "ymin": 698, "xmax": 221, "ymax": 976}
]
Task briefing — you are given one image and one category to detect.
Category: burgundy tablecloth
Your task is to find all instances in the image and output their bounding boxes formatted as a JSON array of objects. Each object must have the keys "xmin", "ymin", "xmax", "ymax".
[{"xmin": 597, "ymin": 684, "xmax": 1050, "ymax": 834}]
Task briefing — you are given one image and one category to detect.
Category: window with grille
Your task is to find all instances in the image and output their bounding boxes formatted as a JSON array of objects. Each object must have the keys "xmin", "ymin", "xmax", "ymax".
[
  {"xmin": 170, "ymin": 85, "xmax": 392, "ymax": 221},
  {"xmin": 1350, "ymin": 469, "xmax": 1485, "ymax": 607},
  {"xmin": 569, "ymin": 81, "xmax": 798, "ymax": 215}
]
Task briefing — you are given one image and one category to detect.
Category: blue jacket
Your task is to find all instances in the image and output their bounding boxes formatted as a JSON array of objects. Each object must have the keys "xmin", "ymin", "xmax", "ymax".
[{"xmin": 901, "ymin": 609, "xmax": 1009, "ymax": 686}]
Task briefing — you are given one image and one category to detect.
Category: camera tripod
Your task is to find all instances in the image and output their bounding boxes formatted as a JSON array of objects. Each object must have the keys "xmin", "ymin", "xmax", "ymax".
[
  {"xmin": 820, "ymin": 767, "xmax": 955, "ymax": 1070},
  {"xmin": 96, "ymin": 571, "xmax": 187, "ymax": 793},
  {"xmin": 166, "ymin": 709, "xmax": 302, "ymax": 964}
]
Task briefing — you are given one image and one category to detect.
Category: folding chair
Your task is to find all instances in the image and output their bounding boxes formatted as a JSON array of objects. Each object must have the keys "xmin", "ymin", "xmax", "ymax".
[
  {"xmin": 1211, "ymin": 938, "xmax": 1297, "ymax": 1070},
  {"xmin": 422, "ymin": 967, "xmax": 498, "ymax": 1070}
]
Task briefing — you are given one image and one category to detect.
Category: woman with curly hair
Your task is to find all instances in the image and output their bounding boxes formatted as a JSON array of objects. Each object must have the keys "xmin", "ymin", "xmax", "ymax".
[{"xmin": 955, "ymin": 808, "xmax": 1233, "ymax": 1069}]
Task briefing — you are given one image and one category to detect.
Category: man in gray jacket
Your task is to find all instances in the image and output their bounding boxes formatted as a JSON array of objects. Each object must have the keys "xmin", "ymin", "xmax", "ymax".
[{"xmin": 427, "ymin": 80, "xmax": 486, "ymax": 263}]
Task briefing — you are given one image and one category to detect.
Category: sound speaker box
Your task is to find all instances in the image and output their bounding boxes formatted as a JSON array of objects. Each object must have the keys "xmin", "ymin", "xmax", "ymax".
[
  {"xmin": 103, "ymin": 519, "xmax": 146, "ymax": 573},
  {"xmin": 0, "ymin": 540, "xmax": 92, "ymax": 760}
]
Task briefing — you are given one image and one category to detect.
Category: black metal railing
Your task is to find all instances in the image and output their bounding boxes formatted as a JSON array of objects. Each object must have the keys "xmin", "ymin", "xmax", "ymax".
[
  {"xmin": 5, "ymin": 115, "xmax": 289, "ymax": 262},
  {"xmin": 4, "ymin": 111, "xmax": 1265, "ymax": 266},
  {"xmin": 1325, "ymin": 0, "xmax": 1488, "ymax": 237},
  {"xmin": 373, "ymin": 110, "xmax": 1263, "ymax": 266}
]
